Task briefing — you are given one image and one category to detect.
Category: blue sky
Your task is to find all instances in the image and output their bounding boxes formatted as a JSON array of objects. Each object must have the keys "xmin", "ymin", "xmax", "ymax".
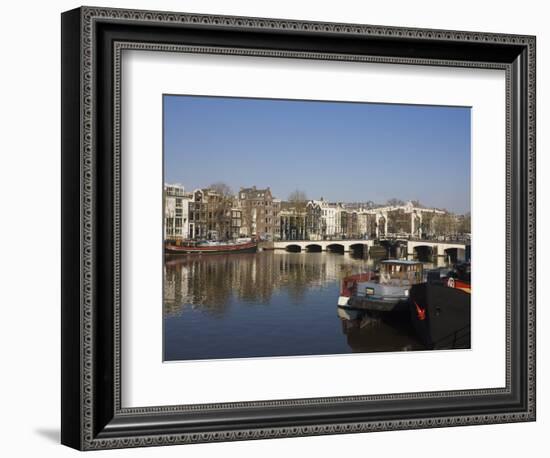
[{"xmin": 164, "ymin": 95, "xmax": 471, "ymax": 214}]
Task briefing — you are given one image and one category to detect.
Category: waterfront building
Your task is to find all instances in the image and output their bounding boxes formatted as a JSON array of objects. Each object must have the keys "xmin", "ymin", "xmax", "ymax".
[
  {"xmin": 304, "ymin": 199, "xmax": 382, "ymax": 240},
  {"xmin": 332, "ymin": 203, "xmax": 346, "ymax": 238},
  {"xmin": 230, "ymin": 205, "xmax": 242, "ymax": 240},
  {"xmin": 166, "ymin": 184, "xmax": 454, "ymax": 242},
  {"xmin": 321, "ymin": 201, "xmax": 339, "ymax": 237},
  {"xmin": 340, "ymin": 209, "xmax": 353, "ymax": 238},
  {"xmin": 238, "ymin": 186, "xmax": 279, "ymax": 239},
  {"xmin": 307, "ymin": 199, "xmax": 348, "ymax": 240},
  {"xmin": 187, "ymin": 188, "xmax": 233, "ymax": 240},
  {"xmin": 279, "ymin": 201, "xmax": 307, "ymax": 240},
  {"xmin": 306, "ymin": 200, "xmax": 323, "ymax": 240},
  {"xmin": 164, "ymin": 184, "xmax": 192, "ymax": 240},
  {"xmin": 188, "ymin": 189, "xmax": 208, "ymax": 240},
  {"xmin": 357, "ymin": 210, "xmax": 376, "ymax": 239},
  {"xmin": 272, "ymin": 199, "xmax": 282, "ymax": 240}
]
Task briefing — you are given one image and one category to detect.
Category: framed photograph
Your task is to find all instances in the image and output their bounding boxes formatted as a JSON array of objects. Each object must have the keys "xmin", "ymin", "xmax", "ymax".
[{"xmin": 61, "ymin": 6, "xmax": 536, "ymax": 450}]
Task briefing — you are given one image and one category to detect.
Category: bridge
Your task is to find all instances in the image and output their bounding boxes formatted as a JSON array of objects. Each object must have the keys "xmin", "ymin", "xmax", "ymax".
[
  {"xmin": 406, "ymin": 240, "xmax": 468, "ymax": 262},
  {"xmin": 268, "ymin": 239, "xmax": 468, "ymax": 261},
  {"xmin": 271, "ymin": 239, "xmax": 374, "ymax": 253}
]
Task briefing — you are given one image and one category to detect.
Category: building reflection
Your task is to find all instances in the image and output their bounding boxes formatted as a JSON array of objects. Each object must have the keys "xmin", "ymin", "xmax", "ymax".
[{"xmin": 163, "ymin": 252, "xmax": 369, "ymax": 317}]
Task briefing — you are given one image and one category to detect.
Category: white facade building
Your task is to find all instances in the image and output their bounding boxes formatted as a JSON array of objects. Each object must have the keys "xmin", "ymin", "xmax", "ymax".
[
  {"xmin": 322, "ymin": 201, "xmax": 341, "ymax": 237},
  {"xmin": 306, "ymin": 199, "xmax": 348, "ymax": 239},
  {"xmin": 164, "ymin": 184, "xmax": 192, "ymax": 240}
]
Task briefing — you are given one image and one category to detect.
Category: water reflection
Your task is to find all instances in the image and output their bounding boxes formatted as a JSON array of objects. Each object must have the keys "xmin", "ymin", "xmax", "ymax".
[
  {"xmin": 165, "ymin": 252, "xmax": 366, "ymax": 314},
  {"xmin": 340, "ymin": 316, "xmax": 425, "ymax": 352},
  {"xmin": 163, "ymin": 252, "xmax": 445, "ymax": 361}
]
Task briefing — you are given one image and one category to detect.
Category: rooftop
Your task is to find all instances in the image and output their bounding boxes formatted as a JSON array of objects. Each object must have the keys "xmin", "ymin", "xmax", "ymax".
[{"xmin": 239, "ymin": 186, "xmax": 271, "ymax": 199}]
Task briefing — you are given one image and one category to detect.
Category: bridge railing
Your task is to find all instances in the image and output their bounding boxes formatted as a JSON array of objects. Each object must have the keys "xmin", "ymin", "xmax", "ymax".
[
  {"xmin": 407, "ymin": 236, "xmax": 470, "ymax": 244},
  {"xmin": 272, "ymin": 237, "xmax": 470, "ymax": 245},
  {"xmin": 274, "ymin": 239, "xmax": 371, "ymax": 243}
]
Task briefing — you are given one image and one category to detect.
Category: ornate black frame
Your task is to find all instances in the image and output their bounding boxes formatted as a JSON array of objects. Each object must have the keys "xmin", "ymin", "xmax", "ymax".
[{"xmin": 61, "ymin": 6, "xmax": 536, "ymax": 450}]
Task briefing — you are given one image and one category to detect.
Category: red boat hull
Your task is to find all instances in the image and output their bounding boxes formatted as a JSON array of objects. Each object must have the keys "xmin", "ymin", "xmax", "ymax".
[{"xmin": 165, "ymin": 241, "xmax": 258, "ymax": 255}]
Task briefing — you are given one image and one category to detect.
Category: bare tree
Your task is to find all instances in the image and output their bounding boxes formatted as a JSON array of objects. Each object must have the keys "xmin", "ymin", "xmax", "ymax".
[
  {"xmin": 386, "ymin": 198, "xmax": 405, "ymax": 207},
  {"xmin": 387, "ymin": 209, "xmax": 409, "ymax": 234},
  {"xmin": 432, "ymin": 213, "xmax": 459, "ymax": 238},
  {"xmin": 288, "ymin": 189, "xmax": 308, "ymax": 203},
  {"xmin": 458, "ymin": 212, "xmax": 471, "ymax": 234},
  {"xmin": 287, "ymin": 190, "xmax": 308, "ymax": 219},
  {"xmin": 209, "ymin": 181, "xmax": 233, "ymax": 197}
]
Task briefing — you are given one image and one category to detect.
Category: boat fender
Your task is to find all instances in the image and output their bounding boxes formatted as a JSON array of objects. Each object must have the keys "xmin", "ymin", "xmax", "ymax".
[
  {"xmin": 414, "ymin": 300, "xmax": 426, "ymax": 321},
  {"xmin": 447, "ymin": 277, "xmax": 455, "ymax": 288}
]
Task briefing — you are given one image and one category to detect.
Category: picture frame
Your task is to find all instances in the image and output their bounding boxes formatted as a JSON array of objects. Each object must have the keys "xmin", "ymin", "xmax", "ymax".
[{"xmin": 61, "ymin": 6, "xmax": 536, "ymax": 450}]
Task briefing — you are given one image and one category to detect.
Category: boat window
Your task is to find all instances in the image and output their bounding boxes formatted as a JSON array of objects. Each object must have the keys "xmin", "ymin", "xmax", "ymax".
[{"xmin": 379, "ymin": 262, "xmax": 422, "ymax": 285}]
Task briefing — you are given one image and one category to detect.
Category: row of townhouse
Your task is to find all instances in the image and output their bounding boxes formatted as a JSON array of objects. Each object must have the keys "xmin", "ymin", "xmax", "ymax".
[
  {"xmin": 281, "ymin": 199, "xmax": 377, "ymax": 241},
  {"xmin": 165, "ymin": 183, "xmax": 452, "ymax": 242},
  {"xmin": 164, "ymin": 184, "xmax": 281, "ymax": 241}
]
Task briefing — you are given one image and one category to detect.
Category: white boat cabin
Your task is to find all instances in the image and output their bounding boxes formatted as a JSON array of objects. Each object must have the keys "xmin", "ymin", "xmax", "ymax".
[{"xmin": 378, "ymin": 260, "xmax": 424, "ymax": 287}]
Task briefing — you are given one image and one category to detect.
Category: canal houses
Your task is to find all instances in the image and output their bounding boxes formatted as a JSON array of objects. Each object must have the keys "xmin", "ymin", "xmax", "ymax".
[
  {"xmin": 188, "ymin": 189, "xmax": 208, "ymax": 240},
  {"xmin": 320, "ymin": 199, "xmax": 341, "ymax": 237},
  {"xmin": 305, "ymin": 199, "xmax": 346, "ymax": 240},
  {"xmin": 280, "ymin": 201, "xmax": 307, "ymax": 240},
  {"xmin": 164, "ymin": 183, "xmax": 468, "ymax": 244},
  {"xmin": 306, "ymin": 200, "xmax": 323, "ymax": 240},
  {"xmin": 188, "ymin": 188, "xmax": 234, "ymax": 240},
  {"xmin": 230, "ymin": 206, "xmax": 242, "ymax": 240},
  {"xmin": 238, "ymin": 186, "xmax": 280, "ymax": 240}
]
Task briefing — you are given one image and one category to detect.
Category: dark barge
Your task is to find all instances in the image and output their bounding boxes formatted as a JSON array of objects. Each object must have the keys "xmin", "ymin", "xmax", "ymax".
[{"xmin": 409, "ymin": 263, "xmax": 471, "ymax": 349}]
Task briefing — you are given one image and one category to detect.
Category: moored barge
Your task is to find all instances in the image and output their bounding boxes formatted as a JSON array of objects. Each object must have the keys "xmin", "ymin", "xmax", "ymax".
[
  {"xmin": 338, "ymin": 260, "xmax": 424, "ymax": 313},
  {"xmin": 165, "ymin": 238, "xmax": 258, "ymax": 255},
  {"xmin": 409, "ymin": 263, "xmax": 471, "ymax": 349}
]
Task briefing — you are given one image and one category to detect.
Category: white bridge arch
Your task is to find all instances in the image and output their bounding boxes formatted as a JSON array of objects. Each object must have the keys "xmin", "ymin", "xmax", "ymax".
[
  {"xmin": 272, "ymin": 240, "xmax": 374, "ymax": 253},
  {"xmin": 406, "ymin": 240, "xmax": 467, "ymax": 261},
  {"xmin": 270, "ymin": 239, "xmax": 467, "ymax": 261}
]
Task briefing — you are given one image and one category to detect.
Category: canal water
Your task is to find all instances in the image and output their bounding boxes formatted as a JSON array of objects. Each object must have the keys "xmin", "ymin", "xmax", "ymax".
[{"xmin": 163, "ymin": 251, "xmax": 450, "ymax": 361}]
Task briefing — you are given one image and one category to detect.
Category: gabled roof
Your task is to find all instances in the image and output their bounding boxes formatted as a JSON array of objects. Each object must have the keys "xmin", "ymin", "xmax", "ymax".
[{"xmin": 239, "ymin": 186, "xmax": 271, "ymax": 199}]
